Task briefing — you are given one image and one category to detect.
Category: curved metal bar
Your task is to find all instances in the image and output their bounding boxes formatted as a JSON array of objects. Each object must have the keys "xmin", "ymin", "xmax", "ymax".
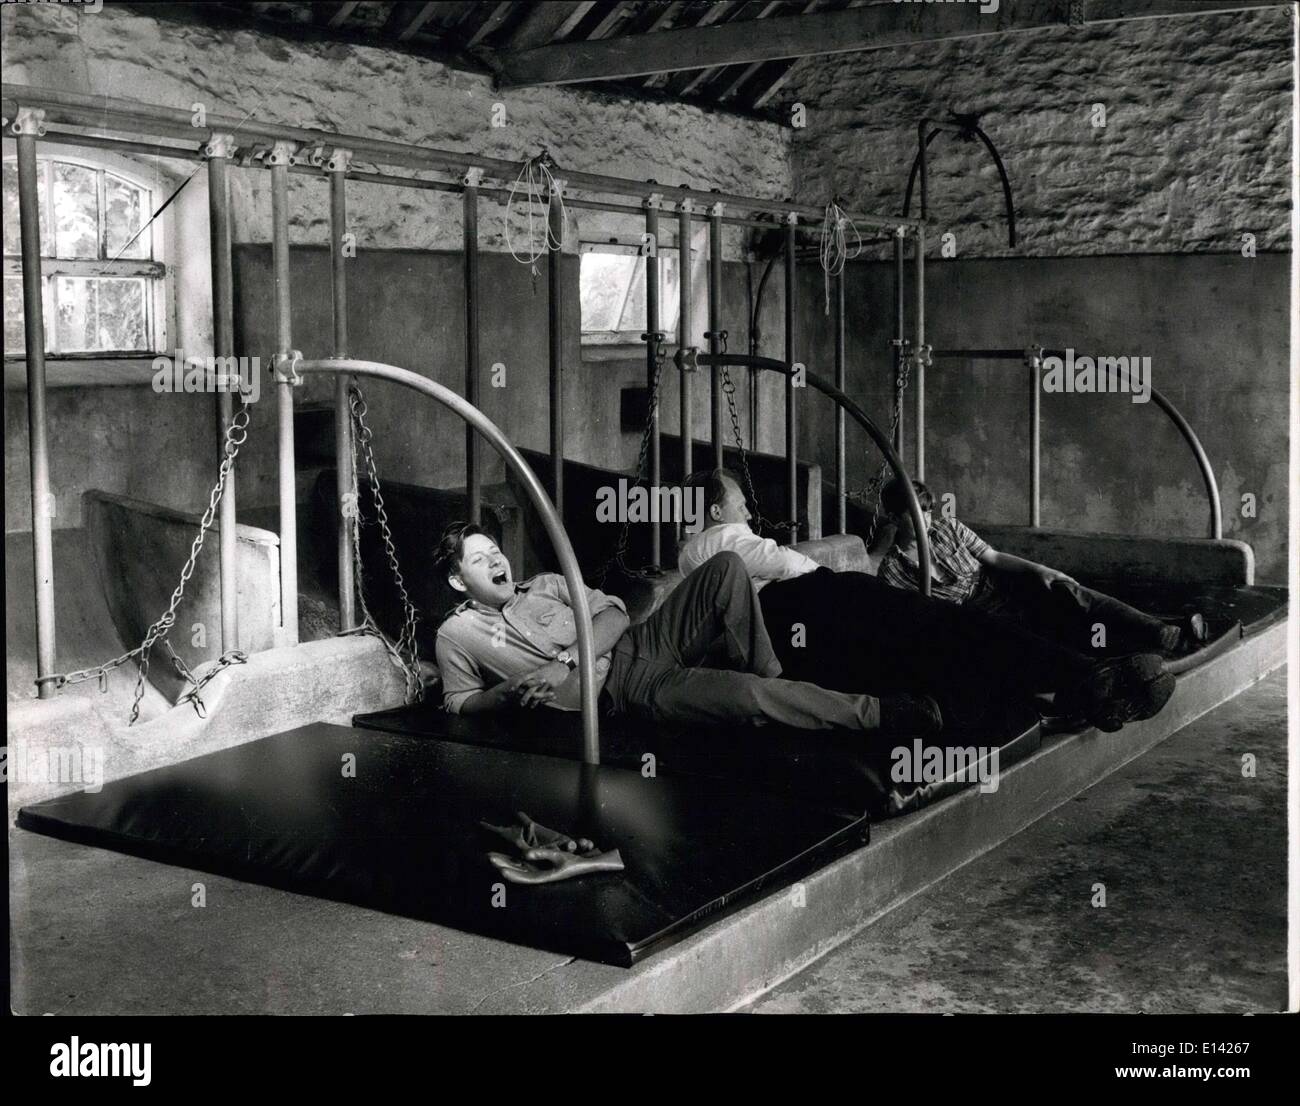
[
  {"xmin": 931, "ymin": 347, "xmax": 1223, "ymax": 539},
  {"xmin": 902, "ymin": 123, "xmax": 1017, "ymax": 249},
  {"xmin": 700, "ymin": 352, "xmax": 933, "ymax": 597},
  {"xmin": 899, "ymin": 128, "xmax": 941, "ymax": 222},
  {"xmin": 295, "ymin": 358, "xmax": 601, "ymax": 762},
  {"xmin": 971, "ymin": 125, "xmax": 1018, "ymax": 249},
  {"xmin": 1036, "ymin": 350, "xmax": 1222, "ymax": 540}
]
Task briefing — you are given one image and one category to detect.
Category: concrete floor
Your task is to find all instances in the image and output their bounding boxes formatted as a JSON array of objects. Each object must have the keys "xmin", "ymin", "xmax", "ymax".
[
  {"xmin": 10, "ymin": 667, "xmax": 1288, "ymax": 1015},
  {"xmin": 745, "ymin": 666, "xmax": 1289, "ymax": 1014}
]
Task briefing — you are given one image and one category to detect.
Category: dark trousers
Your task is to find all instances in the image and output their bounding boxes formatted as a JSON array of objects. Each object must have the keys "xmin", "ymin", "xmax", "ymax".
[
  {"xmin": 967, "ymin": 571, "xmax": 1177, "ymax": 654},
  {"xmin": 604, "ymin": 553, "xmax": 878, "ymax": 730},
  {"xmin": 758, "ymin": 568, "xmax": 1099, "ymax": 722}
]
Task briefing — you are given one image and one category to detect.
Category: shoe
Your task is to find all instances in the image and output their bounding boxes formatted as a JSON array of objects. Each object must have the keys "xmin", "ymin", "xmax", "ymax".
[
  {"xmin": 1060, "ymin": 654, "xmax": 1176, "ymax": 733},
  {"xmin": 879, "ymin": 693, "xmax": 944, "ymax": 736},
  {"xmin": 1179, "ymin": 612, "xmax": 1209, "ymax": 651}
]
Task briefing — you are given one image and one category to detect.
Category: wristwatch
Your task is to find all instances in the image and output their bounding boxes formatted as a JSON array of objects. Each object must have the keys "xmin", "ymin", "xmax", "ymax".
[{"xmin": 556, "ymin": 650, "xmax": 578, "ymax": 670}]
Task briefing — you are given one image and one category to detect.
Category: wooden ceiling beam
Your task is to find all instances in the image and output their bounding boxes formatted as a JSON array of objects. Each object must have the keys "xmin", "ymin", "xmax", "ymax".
[
  {"xmin": 497, "ymin": 0, "xmax": 1279, "ymax": 88},
  {"xmin": 503, "ymin": 1, "xmax": 597, "ymax": 51}
]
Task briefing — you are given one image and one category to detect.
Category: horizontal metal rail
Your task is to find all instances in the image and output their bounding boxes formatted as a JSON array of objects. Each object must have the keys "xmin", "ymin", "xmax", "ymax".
[
  {"xmin": 698, "ymin": 352, "xmax": 934, "ymax": 597},
  {"xmin": 929, "ymin": 347, "xmax": 1223, "ymax": 539},
  {"xmin": 2, "ymin": 83, "xmax": 922, "ymax": 230},
  {"xmin": 293, "ymin": 358, "xmax": 601, "ymax": 764}
]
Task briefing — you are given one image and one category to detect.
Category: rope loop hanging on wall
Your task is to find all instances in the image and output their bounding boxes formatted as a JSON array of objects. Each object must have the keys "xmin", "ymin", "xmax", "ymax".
[
  {"xmin": 818, "ymin": 198, "xmax": 862, "ymax": 315},
  {"xmin": 505, "ymin": 147, "xmax": 568, "ymax": 283}
]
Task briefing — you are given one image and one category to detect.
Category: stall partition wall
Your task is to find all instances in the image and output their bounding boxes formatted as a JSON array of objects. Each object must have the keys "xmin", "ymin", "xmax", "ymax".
[
  {"xmin": 799, "ymin": 253, "xmax": 1290, "ymax": 585},
  {"xmin": 226, "ymin": 244, "xmax": 795, "ymax": 508}
]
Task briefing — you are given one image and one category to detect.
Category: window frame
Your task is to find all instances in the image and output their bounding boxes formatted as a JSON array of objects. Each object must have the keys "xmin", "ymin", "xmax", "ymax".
[
  {"xmin": 578, "ymin": 237, "xmax": 687, "ymax": 360},
  {"xmin": 2, "ymin": 148, "xmax": 169, "ymax": 360}
]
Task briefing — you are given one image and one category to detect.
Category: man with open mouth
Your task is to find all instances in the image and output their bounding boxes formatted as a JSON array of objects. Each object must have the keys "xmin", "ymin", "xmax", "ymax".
[{"xmin": 432, "ymin": 521, "xmax": 941, "ymax": 736}]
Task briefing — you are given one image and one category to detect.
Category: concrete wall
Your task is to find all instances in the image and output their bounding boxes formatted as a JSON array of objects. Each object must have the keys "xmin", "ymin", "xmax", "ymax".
[
  {"xmin": 227, "ymin": 244, "xmax": 795, "ymax": 504},
  {"xmin": 1, "ymin": 1, "xmax": 791, "ymax": 529},
  {"xmin": 785, "ymin": 6, "xmax": 1293, "ymax": 583},
  {"xmin": 799, "ymin": 253, "xmax": 1291, "ymax": 583}
]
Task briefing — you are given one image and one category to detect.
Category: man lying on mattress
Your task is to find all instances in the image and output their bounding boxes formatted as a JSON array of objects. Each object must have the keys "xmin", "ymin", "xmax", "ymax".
[
  {"xmin": 432, "ymin": 521, "xmax": 941, "ymax": 736},
  {"xmin": 677, "ymin": 469, "xmax": 1176, "ymax": 734}
]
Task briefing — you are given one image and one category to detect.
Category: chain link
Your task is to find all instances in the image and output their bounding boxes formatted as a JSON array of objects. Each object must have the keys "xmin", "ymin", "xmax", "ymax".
[
  {"xmin": 345, "ymin": 382, "xmax": 424, "ymax": 703},
  {"xmin": 717, "ymin": 333, "xmax": 799, "ymax": 540},
  {"xmin": 45, "ymin": 397, "xmax": 255, "ymax": 723},
  {"xmin": 594, "ymin": 334, "xmax": 669, "ymax": 586},
  {"xmin": 856, "ymin": 346, "xmax": 913, "ymax": 551}
]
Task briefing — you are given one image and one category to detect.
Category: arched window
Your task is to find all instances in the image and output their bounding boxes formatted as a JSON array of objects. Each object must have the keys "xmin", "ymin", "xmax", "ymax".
[{"xmin": 2, "ymin": 152, "xmax": 167, "ymax": 356}]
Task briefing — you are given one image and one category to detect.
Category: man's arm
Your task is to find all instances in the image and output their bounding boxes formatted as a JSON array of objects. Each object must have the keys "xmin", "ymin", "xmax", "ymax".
[
  {"xmin": 436, "ymin": 626, "xmax": 529, "ymax": 715},
  {"xmin": 517, "ymin": 605, "xmax": 629, "ymax": 708},
  {"xmin": 977, "ymin": 547, "xmax": 1073, "ymax": 586},
  {"xmin": 729, "ymin": 529, "xmax": 821, "ymax": 583}
]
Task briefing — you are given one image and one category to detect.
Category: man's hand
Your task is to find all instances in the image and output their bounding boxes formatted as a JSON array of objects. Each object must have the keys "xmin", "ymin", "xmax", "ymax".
[
  {"xmin": 1037, "ymin": 566, "xmax": 1075, "ymax": 589},
  {"xmin": 513, "ymin": 660, "xmax": 571, "ymax": 708}
]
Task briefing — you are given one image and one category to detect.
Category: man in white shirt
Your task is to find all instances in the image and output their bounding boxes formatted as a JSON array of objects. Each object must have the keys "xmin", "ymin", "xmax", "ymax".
[{"xmin": 678, "ymin": 470, "xmax": 1175, "ymax": 735}]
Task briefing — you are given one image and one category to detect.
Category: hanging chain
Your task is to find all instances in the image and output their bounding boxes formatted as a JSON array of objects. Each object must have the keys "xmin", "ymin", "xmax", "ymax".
[
  {"xmin": 595, "ymin": 333, "xmax": 669, "ymax": 586},
  {"xmin": 716, "ymin": 332, "xmax": 800, "ymax": 540},
  {"xmin": 46, "ymin": 396, "xmax": 255, "ymax": 724},
  {"xmin": 857, "ymin": 345, "xmax": 913, "ymax": 550},
  {"xmin": 345, "ymin": 382, "xmax": 424, "ymax": 703}
]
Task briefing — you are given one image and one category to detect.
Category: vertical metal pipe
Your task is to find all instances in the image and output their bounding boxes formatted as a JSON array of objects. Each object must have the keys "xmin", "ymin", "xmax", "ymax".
[
  {"xmin": 1029, "ymin": 349, "xmax": 1042, "ymax": 527},
  {"xmin": 918, "ymin": 121, "xmax": 930, "ymax": 223},
  {"xmin": 893, "ymin": 229, "xmax": 905, "ymax": 457},
  {"xmin": 16, "ymin": 119, "xmax": 56, "ymax": 698},
  {"xmin": 783, "ymin": 216, "xmax": 797, "ymax": 545},
  {"xmin": 463, "ymin": 170, "xmax": 482, "ymax": 524},
  {"xmin": 677, "ymin": 198, "xmax": 694, "ymax": 540},
  {"xmin": 329, "ymin": 154, "xmax": 357, "ymax": 631},
  {"xmin": 708, "ymin": 201, "xmax": 724, "ymax": 468},
  {"xmin": 548, "ymin": 186, "xmax": 564, "ymax": 518},
  {"xmin": 834, "ymin": 269, "xmax": 846, "ymax": 535},
  {"xmin": 645, "ymin": 195, "xmax": 662, "ymax": 568},
  {"xmin": 914, "ymin": 224, "xmax": 926, "ymax": 482},
  {"xmin": 270, "ymin": 147, "xmax": 299, "ymax": 644},
  {"xmin": 207, "ymin": 142, "xmax": 240, "ymax": 651}
]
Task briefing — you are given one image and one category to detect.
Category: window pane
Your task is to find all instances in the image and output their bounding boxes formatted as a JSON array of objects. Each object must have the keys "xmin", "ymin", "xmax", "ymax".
[
  {"xmin": 3, "ymin": 276, "xmax": 25, "ymax": 353},
  {"xmin": 580, "ymin": 252, "xmax": 635, "ymax": 332},
  {"xmin": 2, "ymin": 159, "xmax": 51, "ymax": 256},
  {"xmin": 105, "ymin": 173, "xmax": 149, "ymax": 259},
  {"xmin": 52, "ymin": 276, "xmax": 149, "ymax": 352},
  {"xmin": 616, "ymin": 257, "xmax": 648, "ymax": 333},
  {"xmin": 659, "ymin": 252, "xmax": 681, "ymax": 333},
  {"xmin": 52, "ymin": 162, "xmax": 99, "ymax": 259}
]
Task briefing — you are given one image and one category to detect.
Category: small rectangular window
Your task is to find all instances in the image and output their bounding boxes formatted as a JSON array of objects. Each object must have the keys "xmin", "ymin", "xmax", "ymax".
[{"xmin": 579, "ymin": 241, "xmax": 682, "ymax": 346}]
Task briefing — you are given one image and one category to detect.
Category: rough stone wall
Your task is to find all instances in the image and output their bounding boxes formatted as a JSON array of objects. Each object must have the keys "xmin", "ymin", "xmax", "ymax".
[
  {"xmin": 1, "ymin": 3, "xmax": 789, "ymax": 257},
  {"xmin": 787, "ymin": 5, "xmax": 1294, "ymax": 258}
]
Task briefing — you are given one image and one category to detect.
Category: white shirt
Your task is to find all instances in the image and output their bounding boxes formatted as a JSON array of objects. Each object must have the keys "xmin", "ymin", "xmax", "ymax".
[{"xmin": 677, "ymin": 522, "xmax": 821, "ymax": 591}]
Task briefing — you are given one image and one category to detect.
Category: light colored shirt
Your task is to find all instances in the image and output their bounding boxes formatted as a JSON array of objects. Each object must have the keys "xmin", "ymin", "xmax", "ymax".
[
  {"xmin": 878, "ymin": 517, "xmax": 990, "ymax": 603},
  {"xmin": 435, "ymin": 574, "xmax": 626, "ymax": 713},
  {"xmin": 677, "ymin": 522, "xmax": 821, "ymax": 592}
]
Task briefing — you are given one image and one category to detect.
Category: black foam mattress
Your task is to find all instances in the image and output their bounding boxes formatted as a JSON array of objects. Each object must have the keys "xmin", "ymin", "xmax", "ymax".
[
  {"xmin": 353, "ymin": 700, "xmax": 1044, "ymax": 821},
  {"xmin": 16, "ymin": 723, "xmax": 870, "ymax": 967}
]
